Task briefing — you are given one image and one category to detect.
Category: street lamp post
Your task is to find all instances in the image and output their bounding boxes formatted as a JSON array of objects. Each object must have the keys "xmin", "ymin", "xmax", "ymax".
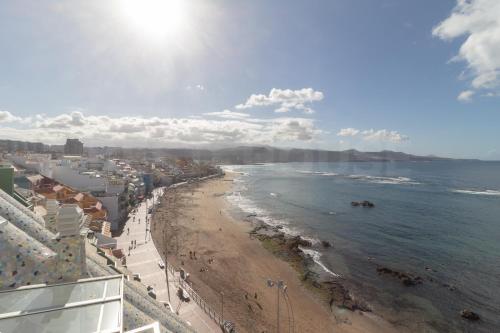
[
  {"xmin": 162, "ymin": 206, "xmax": 171, "ymax": 303},
  {"xmin": 267, "ymin": 279, "xmax": 286, "ymax": 333},
  {"xmin": 220, "ymin": 291, "xmax": 224, "ymax": 325},
  {"xmin": 277, "ymin": 284, "xmax": 280, "ymax": 333},
  {"xmin": 145, "ymin": 198, "xmax": 148, "ymax": 243}
]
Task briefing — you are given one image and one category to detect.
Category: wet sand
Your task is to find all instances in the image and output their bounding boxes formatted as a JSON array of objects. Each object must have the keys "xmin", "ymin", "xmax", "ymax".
[{"xmin": 151, "ymin": 173, "xmax": 402, "ymax": 333}]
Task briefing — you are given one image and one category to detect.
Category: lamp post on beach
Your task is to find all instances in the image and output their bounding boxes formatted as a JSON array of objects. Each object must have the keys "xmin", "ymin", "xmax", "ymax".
[
  {"xmin": 163, "ymin": 220, "xmax": 171, "ymax": 303},
  {"xmin": 267, "ymin": 279, "xmax": 286, "ymax": 333},
  {"xmin": 220, "ymin": 291, "xmax": 224, "ymax": 324}
]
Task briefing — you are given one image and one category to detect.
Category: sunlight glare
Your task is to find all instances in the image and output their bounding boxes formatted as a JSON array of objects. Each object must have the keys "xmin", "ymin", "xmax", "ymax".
[{"xmin": 121, "ymin": 0, "xmax": 188, "ymax": 41}]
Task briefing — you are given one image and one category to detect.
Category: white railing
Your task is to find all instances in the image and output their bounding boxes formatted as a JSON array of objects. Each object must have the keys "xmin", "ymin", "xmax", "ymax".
[{"xmin": 178, "ymin": 277, "xmax": 224, "ymax": 328}]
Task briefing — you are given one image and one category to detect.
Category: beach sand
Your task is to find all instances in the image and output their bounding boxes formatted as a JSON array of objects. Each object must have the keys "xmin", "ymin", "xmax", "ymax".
[{"xmin": 151, "ymin": 173, "xmax": 402, "ymax": 333}]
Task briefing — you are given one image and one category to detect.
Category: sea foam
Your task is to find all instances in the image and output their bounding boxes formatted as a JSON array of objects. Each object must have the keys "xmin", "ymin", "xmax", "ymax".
[
  {"xmin": 452, "ymin": 189, "xmax": 500, "ymax": 196},
  {"xmin": 296, "ymin": 170, "xmax": 419, "ymax": 185},
  {"xmin": 299, "ymin": 247, "xmax": 340, "ymax": 277}
]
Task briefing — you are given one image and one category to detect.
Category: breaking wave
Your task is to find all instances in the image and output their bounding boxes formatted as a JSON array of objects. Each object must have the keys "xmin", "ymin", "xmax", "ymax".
[
  {"xmin": 452, "ymin": 189, "xmax": 500, "ymax": 196},
  {"xmin": 299, "ymin": 247, "xmax": 340, "ymax": 277},
  {"xmin": 346, "ymin": 175, "xmax": 419, "ymax": 185},
  {"xmin": 296, "ymin": 170, "xmax": 419, "ymax": 185},
  {"xmin": 296, "ymin": 170, "xmax": 339, "ymax": 176}
]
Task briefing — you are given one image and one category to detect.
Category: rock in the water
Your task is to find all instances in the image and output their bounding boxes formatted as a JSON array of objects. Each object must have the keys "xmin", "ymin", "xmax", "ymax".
[
  {"xmin": 287, "ymin": 236, "xmax": 312, "ymax": 250},
  {"xmin": 376, "ymin": 266, "xmax": 423, "ymax": 286},
  {"xmin": 361, "ymin": 200, "xmax": 375, "ymax": 207},
  {"xmin": 351, "ymin": 200, "xmax": 375, "ymax": 208},
  {"xmin": 321, "ymin": 240, "xmax": 332, "ymax": 248},
  {"xmin": 326, "ymin": 280, "xmax": 371, "ymax": 312},
  {"xmin": 461, "ymin": 309, "xmax": 480, "ymax": 321}
]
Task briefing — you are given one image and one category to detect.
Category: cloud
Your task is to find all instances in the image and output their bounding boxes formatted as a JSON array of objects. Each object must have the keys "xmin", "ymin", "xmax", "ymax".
[
  {"xmin": 337, "ymin": 128, "xmax": 360, "ymax": 137},
  {"xmin": 35, "ymin": 111, "xmax": 87, "ymax": 128},
  {"xmin": 0, "ymin": 110, "xmax": 321, "ymax": 147},
  {"xmin": 0, "ymin": 111, "xmax": 22, "ymax": 123},
  {"xmin": 361, "ymin": 129, "xmax": 409, "ymax": 143},
  {"xmin": 457, "ymin": 90, "xmax": 475, "ymax": 102},
  {"xmin": 203, "ymin": 110, "xmax": 250, "ymax": 119},
  {"xmin": 336, "ymin": 127, "xmax": 409, "ymax": 143},
  {"xmin": 433, "ymin": 0, "xmax": 500, "ymax": 97},
  {"xmin": 236, "ymin": 88, "xmax": 324, "ymax": 114}
]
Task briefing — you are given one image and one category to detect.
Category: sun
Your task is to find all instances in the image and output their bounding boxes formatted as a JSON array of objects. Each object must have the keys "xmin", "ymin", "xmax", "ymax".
[{"xmin": 121, "ymin": 0, "xmax": 188, "ymax": 41}]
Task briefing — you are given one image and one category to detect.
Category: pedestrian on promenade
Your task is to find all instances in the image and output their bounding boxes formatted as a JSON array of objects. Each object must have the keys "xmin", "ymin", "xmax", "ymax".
[{"xmin": 127, "ymin": 227, "xmax": 129, "ymax": 235}]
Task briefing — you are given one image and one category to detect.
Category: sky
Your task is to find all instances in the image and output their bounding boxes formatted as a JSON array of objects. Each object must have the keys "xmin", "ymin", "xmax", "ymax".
[{"xmin": 0, "ymin": 0, "xmax": 499, "ymax": 159}]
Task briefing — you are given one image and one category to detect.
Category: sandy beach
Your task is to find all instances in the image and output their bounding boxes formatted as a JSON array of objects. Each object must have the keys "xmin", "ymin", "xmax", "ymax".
[{"xmin": 151, "ymin": 173, "xmax": 403, "ymax": 333}]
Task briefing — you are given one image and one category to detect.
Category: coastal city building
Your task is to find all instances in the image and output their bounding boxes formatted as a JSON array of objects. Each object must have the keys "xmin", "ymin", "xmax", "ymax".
[
  {"xmin": 64, "ymin": 138, "xmax": 84, "ymax": 156},
  {"xmin": 0, "ymin": 162, "xmax": 14, "ymax": 195}
]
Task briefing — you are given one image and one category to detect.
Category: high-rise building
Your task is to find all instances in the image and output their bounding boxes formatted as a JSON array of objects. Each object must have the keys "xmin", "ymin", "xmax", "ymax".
[
  {"xmin": 0, "ymin": 164, "xmax": 14, "ymax": 196},
  {"xmin": 64, "ymin": 138, "xmax": 84, "ymax": 156}
]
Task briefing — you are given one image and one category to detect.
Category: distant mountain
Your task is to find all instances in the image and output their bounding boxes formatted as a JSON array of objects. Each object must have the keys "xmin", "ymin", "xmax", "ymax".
[
  {"xmin": 0, "ymin": 139, "xmax": 473, "ymax": 164},
  {"xmin": 158, "ymin": 146, "xmax": 460, "ymax": 164},
  {"xmin": 214, "ymin": 147, "xmax": 455, "ymax": 164}
]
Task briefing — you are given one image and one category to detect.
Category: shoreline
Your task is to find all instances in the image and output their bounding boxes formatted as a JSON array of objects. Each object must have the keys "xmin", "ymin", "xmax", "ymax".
[{"xmin": 151, "ymin": 172, "xmax": 403, "ymax": 333}]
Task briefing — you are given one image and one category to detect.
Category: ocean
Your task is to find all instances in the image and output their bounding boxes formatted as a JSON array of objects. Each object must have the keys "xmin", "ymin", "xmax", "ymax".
[{"xmin": 223, "ymin": 161, "xmax": 500, "ymax": 332}]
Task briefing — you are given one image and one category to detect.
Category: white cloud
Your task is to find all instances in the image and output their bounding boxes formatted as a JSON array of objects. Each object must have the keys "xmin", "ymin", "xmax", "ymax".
[
  {"xmin": 0, "ymin": 110, "xmax": 22, "ymax": 123},
  {"xmin": 337, "ymin": 128, "xmax": 360, "ymax": 137},
  {"xmin": 203, "ymin": 110, "xmax": 250, "ymax": 119},
  {"xmin": 433, "ymin": 0, "xmax": 500, "ymax": 96},
  {"xmin": 361, "ymin": 129, "xmax": 409, "ymax": 143},
  {"xmin": 0, "ymin": 110, "xmax": 321, "ymax": 147},
  {"xmin": 236, "ymin": 88, "xmax": 324, "ymax": 114},
  {"xmin": 457, "ymin": 90, "xmax": 475, "ymax": 102},
  {"xmin": 337, "ymin": 127, "xmax": 409, "ymax": 143}
]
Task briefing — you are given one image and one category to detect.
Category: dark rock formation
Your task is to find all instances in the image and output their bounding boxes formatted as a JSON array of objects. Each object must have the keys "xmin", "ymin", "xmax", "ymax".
[
  {"xmin": 461, "ymin": 309, "xmax": 480, "ymax": 321},
  {"xmin": 286, "ymin": 236, "xmax": 312, "ymax": 252},
  {"xmin": 321, "ymin": 240, "xmax": 332, "ymax": 248},
  {"xmin": 376, "ymin": 266, "xmax": 423, "ymax": 286},
  {"xmin": 351, "ymin": 200, "xmax": 375, "ymax": 208},
  {"xmin": 324, "ymin": 280, "xmax": 371, "ymax": 312}
]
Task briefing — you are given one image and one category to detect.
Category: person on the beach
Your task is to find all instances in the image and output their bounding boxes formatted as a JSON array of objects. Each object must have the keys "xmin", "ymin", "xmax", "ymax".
[{"xmin": 127, "ymin": 227, "xmax": 129, "ymax": 235}]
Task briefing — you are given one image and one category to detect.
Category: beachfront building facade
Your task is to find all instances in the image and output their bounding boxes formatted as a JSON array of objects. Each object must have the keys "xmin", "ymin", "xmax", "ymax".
[{"xmin": 31, "ymin": 157, "xmax": 129, "ymax": 231}]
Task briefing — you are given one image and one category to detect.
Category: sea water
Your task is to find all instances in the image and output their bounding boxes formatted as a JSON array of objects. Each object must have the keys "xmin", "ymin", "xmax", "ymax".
[{"xmin": 224, "ymin": 161, "xmax": 500, "ymax": 332}]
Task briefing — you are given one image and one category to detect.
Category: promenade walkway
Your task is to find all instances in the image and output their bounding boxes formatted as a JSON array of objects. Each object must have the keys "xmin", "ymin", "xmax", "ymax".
[{"xmin": 114, "ymin": 187, "xmax": 221, "ymax": 333}]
